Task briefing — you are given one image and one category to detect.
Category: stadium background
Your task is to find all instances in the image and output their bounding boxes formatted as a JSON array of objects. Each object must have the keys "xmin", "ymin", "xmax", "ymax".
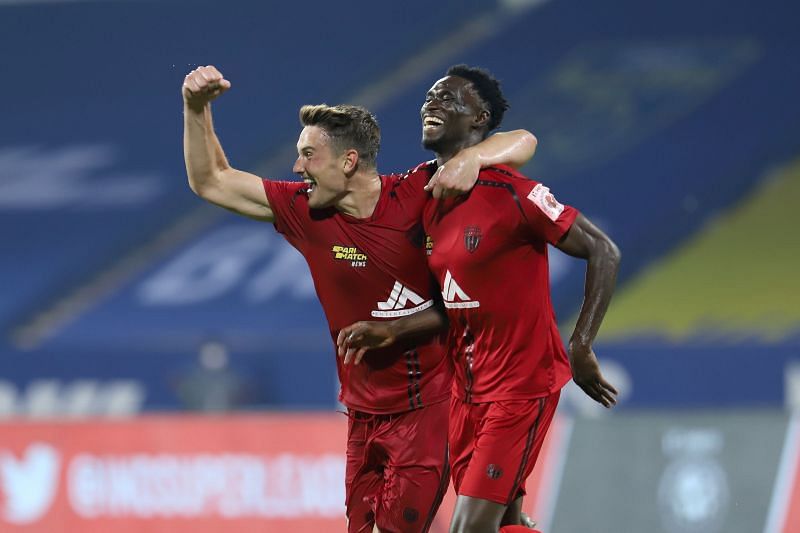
[{"xmin": 1, "ymin": 0, "xmax": 799, "ymax": 531}]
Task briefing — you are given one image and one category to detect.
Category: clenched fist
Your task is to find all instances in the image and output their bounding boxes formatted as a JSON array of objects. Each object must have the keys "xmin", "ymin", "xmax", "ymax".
[{"xmin": 182, "ymin": 65, "xmax": 231, "ymax": 110}]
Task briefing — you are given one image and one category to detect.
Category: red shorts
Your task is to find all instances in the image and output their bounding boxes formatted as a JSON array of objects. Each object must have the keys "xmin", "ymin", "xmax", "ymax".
[
  {"xmin": 345, "ymin": 399, "xmax": 450, "ymax": 533},
  {"xmin": 449, "ymin": 391, "xmax": 560, "ymax": 505}
]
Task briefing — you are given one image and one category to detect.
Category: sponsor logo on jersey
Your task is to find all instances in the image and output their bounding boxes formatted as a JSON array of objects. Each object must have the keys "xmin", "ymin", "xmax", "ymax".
[
  {"xmin": 371, "ymin": 282, "xmax": 434, "ymax": 318},
  {"xmin": 464, "ymin": 226, "xmax": 482, "ymax": 253},
  {"xmin": 331, "ymin": 245, "xmax": 368, "ymax": 268},
  {"xmin": 527, "ymin": 183, "xmax": 565, "ymax": 222},
  {"xmin": 441, "ymin": 270, "xmax": 480, "ymax": 309},
  {"xmin": 425, "ymin": 235, "xmax": 433, "ymax": 256}
]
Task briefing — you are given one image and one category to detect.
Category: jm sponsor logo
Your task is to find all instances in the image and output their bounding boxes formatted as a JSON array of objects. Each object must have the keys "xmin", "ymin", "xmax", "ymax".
[
  {"xmin": 372, "ymin": 282, "xmax": 433, "ymax": 318},
  {"xmin": 441, "ymin": 271, "xmax": 480, "ymax": 309}
]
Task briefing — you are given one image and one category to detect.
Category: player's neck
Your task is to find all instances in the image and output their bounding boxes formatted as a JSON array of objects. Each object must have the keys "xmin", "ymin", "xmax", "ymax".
[
  {"xmin": 336, "ymin": 171, "xmax": 382, "ymax": 219},
  {"xmin": 434, "ymin": 135, "xmax": 482, "ymax": 166}
]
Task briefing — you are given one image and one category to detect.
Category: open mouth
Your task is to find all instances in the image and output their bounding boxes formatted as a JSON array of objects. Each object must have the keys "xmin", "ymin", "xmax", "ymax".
[
  {"xmin": 303, "ymin": 178, "xmax": 316, "ymax": 193},
  {"xmin": 423, "ymin": 115, "xmax": 445, "ymax": 131}
]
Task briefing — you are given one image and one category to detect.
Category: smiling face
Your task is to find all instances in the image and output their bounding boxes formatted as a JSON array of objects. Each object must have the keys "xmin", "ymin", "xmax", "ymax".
[
  {"xmin": 420, "ymin": 75, "xmax": 489, "ymax": 156},
  {"xmin": 292, "ymin": 125, "xmax": 348, "ymax": 209}
]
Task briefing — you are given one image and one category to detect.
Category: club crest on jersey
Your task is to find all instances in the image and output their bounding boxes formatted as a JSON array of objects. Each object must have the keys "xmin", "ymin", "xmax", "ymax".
[
  {"xmin": 464, "ymin": 226, "xmax": 482, "ymax": 253},
  {"xmin": 486, "ymin": 464, "xmax": 503, "ymax": 480},
  {"xmin": 371, "ymin": 281, "xmax": 434, "ymax": 318},
  {"xmin": 331, "ymin": 244, "xmax": 368, "ymax": 268},
  {"xmin": 527, "ymin": 183, "xmax": 565, "ymax": 222},
  {"xmin": 425, "ymin": 235, "xmax": 434, "ymax": 256}
]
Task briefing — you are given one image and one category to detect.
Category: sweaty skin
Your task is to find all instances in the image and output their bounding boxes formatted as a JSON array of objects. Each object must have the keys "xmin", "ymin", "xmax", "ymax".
[
  {"xmin": 339, "ymin": 73, "xmax": 620, "ymax": 533},
  {"xmin": 183, "ymin": 66, "xmax": 537, "ymax": 220},
  {"xmin": 183, "ymin": 65, "xmax": 541, "ymax": 533}
]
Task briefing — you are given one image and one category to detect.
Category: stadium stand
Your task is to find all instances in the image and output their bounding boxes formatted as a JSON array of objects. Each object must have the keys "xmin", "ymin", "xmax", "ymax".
[{"xmin": 1, "ymin": 0, "xmax": 798, "ymax": 412}]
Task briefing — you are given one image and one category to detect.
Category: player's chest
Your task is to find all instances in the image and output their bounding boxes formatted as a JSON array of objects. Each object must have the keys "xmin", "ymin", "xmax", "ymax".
[
  {"xmin": 301, "ymin": 217, "xmax": 425, "ymax": 274},
  {"xmin": 425, "ymin": 196, "xmax": 518, "ymax": 271}
]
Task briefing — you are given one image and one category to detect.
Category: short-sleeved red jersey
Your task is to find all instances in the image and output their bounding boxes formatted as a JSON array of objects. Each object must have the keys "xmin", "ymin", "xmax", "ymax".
[
  {"xmin": 263, "ymin": 164, "xmax": 452, "ymax": 414},
  {"xmin": 423, "ymin": 164, "xmax": 577, "ymax": 403}
]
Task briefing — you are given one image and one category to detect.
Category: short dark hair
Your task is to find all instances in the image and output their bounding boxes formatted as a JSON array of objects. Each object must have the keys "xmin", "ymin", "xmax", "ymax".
[
  {"xmin": 299, "ymin": 104, "xmax": 380, "ymax": 169},
  {"xmin": 446, "ymin": 64, "xmax": 509, "ymax": 131}
]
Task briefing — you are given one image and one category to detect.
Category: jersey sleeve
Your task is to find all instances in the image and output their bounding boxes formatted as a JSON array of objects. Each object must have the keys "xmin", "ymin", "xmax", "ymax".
[
  {"xmin": 392, "ymin": 160, "xmax": 435, "ymax": 200},
  {"xmin": 383, "ymin": 161, "xmax": 436, "ymax": 221},
  {"xmin": 516, "ymin": 180, "xmax": 579, "ymax": 244},
  {"xmin": 261, "ymin": 179, "xmax": 309, "ymax": 240},
  {"xmin": 409, "ymin": 160, "xmax": 436, "ymax": 190}
]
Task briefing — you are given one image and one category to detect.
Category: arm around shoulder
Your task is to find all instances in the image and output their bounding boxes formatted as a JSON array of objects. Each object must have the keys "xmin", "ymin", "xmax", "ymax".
[
  {"xmin": 472, "ymin": 129, "xmax": 537, "ymax": 169},
  {"xmin": 425, "ymin": 129, "xmax": 537, "ymax": 197}
]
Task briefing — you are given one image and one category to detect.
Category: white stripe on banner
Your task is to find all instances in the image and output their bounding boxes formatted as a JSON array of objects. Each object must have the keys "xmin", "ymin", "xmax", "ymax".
[
  {"xmin": 764, "ymin": 414, "xmax": 800, "ymax": 533},
  {"xmin": 526, "ymin": 414, "xmax": 574, "ymax": 532}
]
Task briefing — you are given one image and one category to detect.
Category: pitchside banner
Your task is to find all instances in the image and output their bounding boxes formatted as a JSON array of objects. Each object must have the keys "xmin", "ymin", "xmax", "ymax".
[
  {"xmin": 3, "ymin": 412, "xmax": 796, "ymax": 532},
  {"xmin": 550, "ymin": 411, "xmax": 795, "ymax": 533},
  {"xmin": 0, "ymin": 414, "xmax": 566, "ymax": 533},
  {"xmin": 0, "ymin": 415, "xmax": 347, "ymax": 533}
]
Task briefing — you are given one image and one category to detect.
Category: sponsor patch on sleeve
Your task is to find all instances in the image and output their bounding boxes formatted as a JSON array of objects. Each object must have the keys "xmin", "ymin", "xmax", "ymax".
[{"xmin": 527, "ymin": 183, "xmax": 565, "ymax": 222}]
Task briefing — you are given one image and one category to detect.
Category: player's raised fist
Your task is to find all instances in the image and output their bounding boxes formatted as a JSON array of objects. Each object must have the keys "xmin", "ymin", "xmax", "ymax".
[{"xmin": 182, "ymin": 65, "xmax": 231, "ymax": 109}]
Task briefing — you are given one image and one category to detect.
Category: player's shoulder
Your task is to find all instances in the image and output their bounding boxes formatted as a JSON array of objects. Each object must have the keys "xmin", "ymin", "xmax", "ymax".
[
  {"xmin": 394, "ymin": 160, "xmax": 437, "ymax": 183},
  {"xmin": 474, "ymin": 165, "xmax": 541, "ymax": 202},
  {"xmin": 263, "ymin": 178, "xmax": 309, "ymax": 194},
  {"xmin": 478, "ymin": 168, "xmax": 576, "ymax": 226},
  {"xmin": 477, "ymin": 164, "xmax": 537, "ymax": 187},
  {"xmin": 262, "ymin": 178, "xmax": 316, "ymax": 216},
  {"xmin": 383, "ymin": 160, "xmax": 437, "ymax": 193},
  {"xmin": 408, "ymin": 159, "xmax": 438, "ymax": 177}
]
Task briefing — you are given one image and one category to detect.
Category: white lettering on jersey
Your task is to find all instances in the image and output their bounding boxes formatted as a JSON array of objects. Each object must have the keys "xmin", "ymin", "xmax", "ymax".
[
  {"xmin": 441, "ymin": 271, "xmax": 480, "ymax": 309},
  {"xmin": 527, "ymin": 183, "xmax": 565, "ymax": 222},
  {"xmin": 371, "ymin": 282, "xmax": 434, "ymax": 318}
]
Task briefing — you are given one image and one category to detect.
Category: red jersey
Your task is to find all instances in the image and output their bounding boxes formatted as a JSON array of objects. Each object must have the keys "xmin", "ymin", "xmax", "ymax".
[
  {"xmin": 423, "ymin": 164, "xmax": 577, "ymax": 403},
  {"xmin": 263, "ymin": 166, "xmax": 452, "ymax": 414}
]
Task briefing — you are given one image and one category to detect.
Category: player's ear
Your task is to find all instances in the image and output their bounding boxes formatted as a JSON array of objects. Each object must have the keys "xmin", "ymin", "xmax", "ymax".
[
  {"xmin": 474, "ymin": 109, "xmax": 490, "ymax": 128},
  {"xmin": 342, "ymin": 148, "xmax": 359, "ymax": 175}
]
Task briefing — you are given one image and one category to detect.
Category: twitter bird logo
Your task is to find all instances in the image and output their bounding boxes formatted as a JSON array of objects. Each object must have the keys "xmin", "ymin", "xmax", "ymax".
[{"xmin": 0, "ymin": 443, "xmax": 60, "ymax": 524}]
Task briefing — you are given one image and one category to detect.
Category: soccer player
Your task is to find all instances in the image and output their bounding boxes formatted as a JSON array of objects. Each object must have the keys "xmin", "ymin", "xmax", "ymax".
[
  {"xmin": 338, "ymin": 65, "xmax": 621, "ymax": 533},
  {"xmin": 182, "ymin": 65, "xmax": 537, "ymax": 533}
]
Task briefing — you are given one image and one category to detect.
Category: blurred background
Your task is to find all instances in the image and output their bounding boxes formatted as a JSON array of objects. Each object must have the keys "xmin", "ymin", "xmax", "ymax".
[{"xmin": 1, "ymin": 0, "xmax": 799, "ymax": 531}]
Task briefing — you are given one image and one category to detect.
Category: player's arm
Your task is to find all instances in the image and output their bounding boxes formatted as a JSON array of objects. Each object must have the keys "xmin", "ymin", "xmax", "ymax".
[
  {"xmin": 470, "ymin": 129, "xmax": 538, "ymax": 169},
  {"xmin": 555, "ymin": 213, "xmax": 621, "ymax": 408},
  {"xmin": 183, "ymin": 65, "xmax": 274, "ymax": 221},
  {"xmin": 336, "ymin": 304, "xmax": 449, "ymax": 365},
  {"xmin": 425, "ymin": 129, "xmax": 537, "ymax": 198}
]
